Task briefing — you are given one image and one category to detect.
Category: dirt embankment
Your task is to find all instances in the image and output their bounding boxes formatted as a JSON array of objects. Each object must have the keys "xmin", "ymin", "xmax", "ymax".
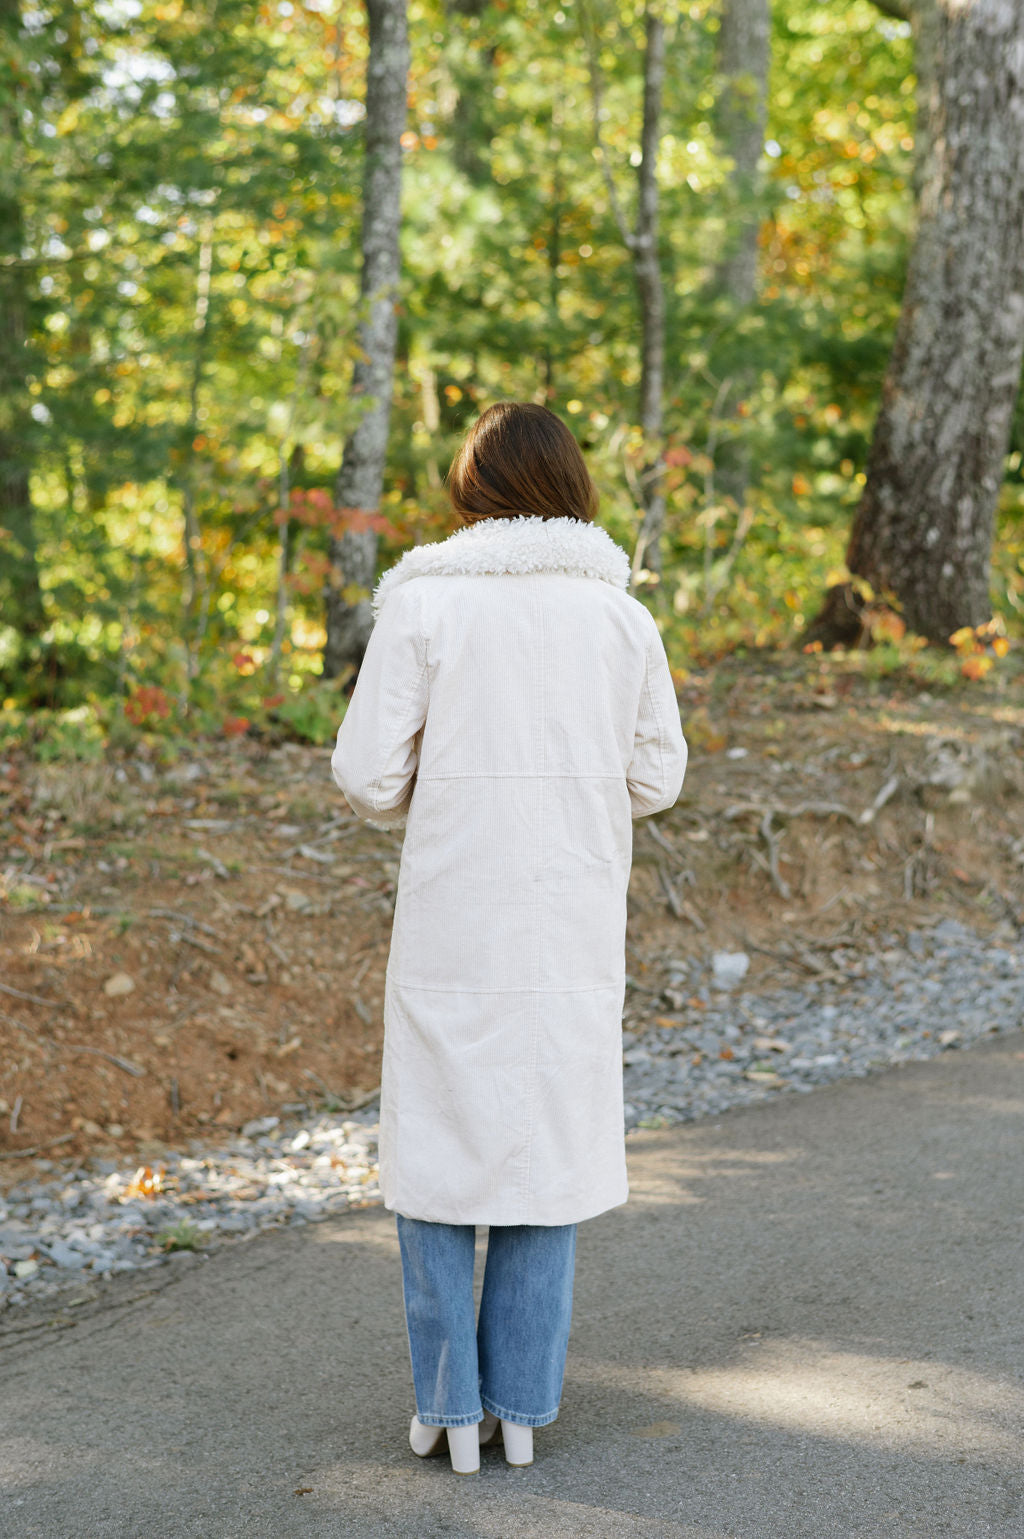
[{"xmin": 2, "ymin": 655, "xmax": 1022, "ymax": 1181}]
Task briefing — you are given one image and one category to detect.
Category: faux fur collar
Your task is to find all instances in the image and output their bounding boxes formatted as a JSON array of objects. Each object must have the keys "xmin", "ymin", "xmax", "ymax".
[{"xmin": 372, "ymin": 514, "xmax": 631, "ymax": 617}]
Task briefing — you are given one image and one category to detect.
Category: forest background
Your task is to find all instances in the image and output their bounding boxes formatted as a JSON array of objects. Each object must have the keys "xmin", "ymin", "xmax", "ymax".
[
  {"xmin": 3, "ymin": 0, "xmax": 1024, "ymax": 1164},
  {"xmin": 2, "ymin": 0, "xmax": 1023, "ymax": 753}
]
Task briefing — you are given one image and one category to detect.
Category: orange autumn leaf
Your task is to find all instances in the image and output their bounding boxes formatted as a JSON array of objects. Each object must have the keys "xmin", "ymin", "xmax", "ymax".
[{"xmin": 124, "ymin": 1163, "xmax": 166, "ymax": 1201}]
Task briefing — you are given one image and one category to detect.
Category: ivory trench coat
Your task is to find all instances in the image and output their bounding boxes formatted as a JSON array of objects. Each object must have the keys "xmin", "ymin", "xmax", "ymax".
[{"xmin": 331, "ymin": 514, "xmax": 688, "ymax": 1225}]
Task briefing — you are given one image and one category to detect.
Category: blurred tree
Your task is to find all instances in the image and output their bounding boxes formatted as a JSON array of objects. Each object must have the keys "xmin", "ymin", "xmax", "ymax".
[
  {"xmin": 324, "ymin": 0, "xmax": 409, "ymax": 678},
  {"xmin": 444, "ymin": 0, "xmax": 496, "ymax": 185},
  {"xmin": 582, "ymin": 0, "xmax": 667, "ymax": 580},
  {"xmin": 709, "ymin": 0, "xmax": 770, "ymax": 507},
  {"xmin": 806, "ymin": 0, "xmax": 1024, "ymax": 646},
  {"xmin": 0, "ymin": 0, "xmax": 45, "ymax": 636}
]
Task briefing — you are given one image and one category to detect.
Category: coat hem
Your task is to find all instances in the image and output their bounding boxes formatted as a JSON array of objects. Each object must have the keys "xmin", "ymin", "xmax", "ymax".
[{"xmin": 384, "ymin": 1186, "xmax": 629, "ymax": 1227}]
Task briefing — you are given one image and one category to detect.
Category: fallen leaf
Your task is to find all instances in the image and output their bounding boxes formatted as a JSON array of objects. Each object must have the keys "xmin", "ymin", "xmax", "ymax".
[
  {"xmin": 124, "ymin": 1163, "xmax": 166, "ymax": 1200},
  {"xmin": 744, "ymin": 1069, "xmax": 785, "ymax": 1087},
  {"xmin": 630, "ymin": 1421, "xmax": 682, "ymax": 1438}
]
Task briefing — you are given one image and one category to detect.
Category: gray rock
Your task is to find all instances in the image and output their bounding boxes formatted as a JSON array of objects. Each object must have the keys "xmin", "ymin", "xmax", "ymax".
[{"xmin": 45, "ymin": 1241, "xmax": 88, "ymax": 1271}]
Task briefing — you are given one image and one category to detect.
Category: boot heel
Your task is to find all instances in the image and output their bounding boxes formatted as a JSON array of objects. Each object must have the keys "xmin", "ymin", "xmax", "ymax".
[
  {"xmin": 446, "ymin": 1423, "xmax": 481, "ymax": 1476},
  {"xmin": 501, "ymin": 1420, "xmax": 533, "ymax": 1466}
]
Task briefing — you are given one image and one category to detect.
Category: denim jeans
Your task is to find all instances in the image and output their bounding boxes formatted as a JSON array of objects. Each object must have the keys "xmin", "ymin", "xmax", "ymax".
[{"xmin": 395, "ymin": 1215, "xmax": 578, "ymax": 1428}]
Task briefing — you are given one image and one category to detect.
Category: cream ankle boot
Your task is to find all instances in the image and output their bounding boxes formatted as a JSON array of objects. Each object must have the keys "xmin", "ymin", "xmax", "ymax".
[
  {"xmin": 500, "ymin": 1421, "xmax": 534, "ymax": 1466},
  {"xmin": 478, "ymin": 1410, "xmax": 534, "ymax": 1466},
  {"xmin": 408, "ymin": 1415, "xmax": 480, "ymax": 1475}
]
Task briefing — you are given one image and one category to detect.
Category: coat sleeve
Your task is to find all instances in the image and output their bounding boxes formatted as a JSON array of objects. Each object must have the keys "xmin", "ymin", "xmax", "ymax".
[
  {"xmin": 331, "ymin": 584, "xmax": 429, "ymax": 830},
  {"xmin": 626, "ymin": 621, "xmax": 688, "ymax": 818}
]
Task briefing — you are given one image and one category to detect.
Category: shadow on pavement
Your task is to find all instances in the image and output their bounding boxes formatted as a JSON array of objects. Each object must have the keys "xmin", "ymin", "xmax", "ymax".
[{"xmin": 2, "ymin": 1032, "xmax": 1022, "ymax": 1538}]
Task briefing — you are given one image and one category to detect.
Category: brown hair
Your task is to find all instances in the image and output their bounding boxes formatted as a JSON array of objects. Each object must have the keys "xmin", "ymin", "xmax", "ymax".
[{"xmin": 446, "ymin": 401, "xmax": 599, "ymax": 526}]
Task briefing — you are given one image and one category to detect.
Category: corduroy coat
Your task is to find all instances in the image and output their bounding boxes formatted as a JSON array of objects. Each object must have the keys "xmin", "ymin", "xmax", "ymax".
[{"xmin": 331, "ymin": 514, "xmax": 688, "ymax": 1225}]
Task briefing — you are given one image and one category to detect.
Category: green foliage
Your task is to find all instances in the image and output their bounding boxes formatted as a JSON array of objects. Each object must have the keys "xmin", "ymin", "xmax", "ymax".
[
  {"xmin": 265, "ymin": 677, "xmax": 351, "ymax": 746},
  {"xmin": 154, "ymin": 1220, "xmax": 204, "ymax": 1253},
  {"xmin": 0, "ymin": 704, "xmax": 106, "ymax": 762},
  {"xmin": 0, "ymin": 0, "xmax": 1020, "ymax": 724}
]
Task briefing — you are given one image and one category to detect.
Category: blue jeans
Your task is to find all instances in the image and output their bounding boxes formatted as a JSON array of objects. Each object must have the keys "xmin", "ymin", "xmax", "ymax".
[{"xmin": 395, "ymin": 1216, "xmax": 578, "ymax": 1428}]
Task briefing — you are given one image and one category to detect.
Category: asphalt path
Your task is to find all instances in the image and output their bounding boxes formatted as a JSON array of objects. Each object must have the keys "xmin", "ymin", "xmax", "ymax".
[{"xmin": 2, "ymin": 1031, "xmax": 1022, "ymax": 1539}]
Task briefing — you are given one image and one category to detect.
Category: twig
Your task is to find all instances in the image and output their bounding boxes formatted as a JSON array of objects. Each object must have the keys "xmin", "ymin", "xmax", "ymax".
[
  {"xmin": 645, "ymin": 821, "xmax": 681, "ymax": 858},
  {"xmin": 195, "ymin": 847, "xmax": 230, "ymax": 878},
  {"xmin": 351, "ymin": 955, "xmax": 374, "ymax": 990},
  {"xmin": 723, "ymin": 799, "xmax": 858, "ymax": 823},
  {"xmin": 759, "ymin": 811, "xmax": 791, "ymax": 899},
  {"xmin": 302, "ymin": 1068, "xmax": 380, "ymax": 1112},
  {"xmin": 177, "ymin": 931, "xmax": 222, "ymax": 957},
  {"xmin": 0, "ymin": 1132, "xmax": 75, "ymax": 1161},
  {"xmin": 295, "ymin": 845, "xmax": 336, "ymax": 865},
  {"xmin": 279, "ymin": 818, "xmax": 359, "ymax": 859},
  {"xmin": 0, "ymin": 981, "xmax": 60, "ymax": 1007},
  {"xmin": 858, "ymin": 775, "xmax": 901, "ymax": 826},
  {"xmin": 742, "ymin": 938, "xmax": 843, "ymax": 982},
  {"xmin": 344, "ymin": 1085, "xmax": 381, "ymax": 1112},
  {"xmin": 61, "ymin": 1045, "xmax": 146, "ymax": 1078},
  {"xmin": 147, "ymin": 908, "xmax": 225, "ymax": 941},
  {"xmin": 10, "ymin": 1095, "xmax": 22, "ymax": 1134},
  {"xmin": 252, "ymin": 863, "xmax": 336, "ymax": 886},
  {"xmin": 0, "ymin": 1011, "xmax": 47, "ymax": 1044},
  {"xmin": 656, "ymin": 858, "xmax": 683, "ymax": 918},
  {"xmin": 265, "ymin": 934, "xmax": 290, "ymax": 967}
]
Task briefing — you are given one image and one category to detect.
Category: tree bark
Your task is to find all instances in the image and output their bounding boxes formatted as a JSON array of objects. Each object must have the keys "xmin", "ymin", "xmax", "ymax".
[
  {"xmin": 806, "ymin": 0, "xmax": 1024, "ymax": 648},
  {"xmin": 582, "ymin": 3, "xmax": 668, "ymax": 581},
  {"xmin": 0, "ymin": 0, "xmax": 46, "ymax": 637},
  {"xmin": 709, "ymin": 0, "xmax": 770, "ymax": 511},
  {"xmin": 633, "ymin": 7, "xmax": 667, "ymax": 577},
  {"xmin": 323, "ymin": 0, "xmax": 409, "ymax": 679},
  {"xmin": 712, "ymin": 0, "xmax": 770, "ymax": 312}
]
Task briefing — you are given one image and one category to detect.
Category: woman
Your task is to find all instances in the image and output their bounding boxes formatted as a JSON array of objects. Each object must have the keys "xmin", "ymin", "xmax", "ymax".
[{"xmin": 331, "ymin": 401, "xmax": 688, "ymax": 1475}]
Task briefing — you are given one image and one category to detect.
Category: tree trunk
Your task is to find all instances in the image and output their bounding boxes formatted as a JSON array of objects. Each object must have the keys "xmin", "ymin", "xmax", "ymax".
[
  {"xmin": 0, "ymin": 0, "xmax": 46, "ymax": 637},
  {"xmin": 582, "ymin": 2, "xmax": 668, "ymax": 581},
  {"xmin": 712, "ymin": 0, "xmax": 769, "ymax": 310},
  {"xmin": 445, "ymin": 0, "xmax": 497, "ymax": 185},
  {"xmin": 323, "ymin": 0, "xmax": 409, "ymax": 679},
  {"xmin": 710, "ymin": 0, "xmax": 770, "ymax": 509},
  {"xmin": 633, "ymin": 7, "xmax": 667, "ymax": 578},
  {"xmin": 806, "ymin": 0, "xmax": 1024, "ymax": 648},
  {"xmin": 180, "ymin": 225, "xmax": 214, "ymax": 680}
]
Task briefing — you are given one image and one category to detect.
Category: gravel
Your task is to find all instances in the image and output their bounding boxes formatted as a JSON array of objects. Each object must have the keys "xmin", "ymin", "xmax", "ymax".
[
  {"xmin": 0, "ymin": 1114, "xmax": 381, "ymax": 1310},
  {"xmin": 2, "ymin": 916, "xmax": 1020, "ymax": 1310},
  {"xmin": 621, "ymin": 916, "xmax": 1022, "ymax": 1129}
]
